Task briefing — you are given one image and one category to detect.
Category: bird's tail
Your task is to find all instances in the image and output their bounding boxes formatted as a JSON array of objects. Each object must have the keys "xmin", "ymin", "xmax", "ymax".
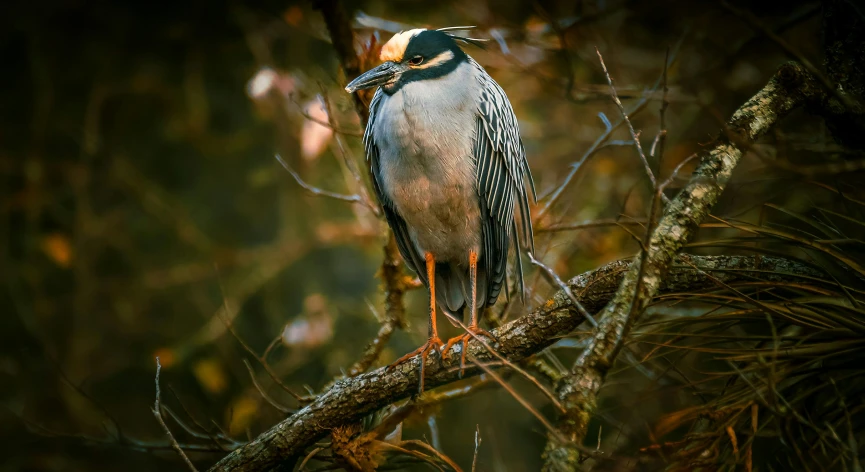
[{"xmin": 435, "ymin": 262, "xmax": 487, "ymax": 322}]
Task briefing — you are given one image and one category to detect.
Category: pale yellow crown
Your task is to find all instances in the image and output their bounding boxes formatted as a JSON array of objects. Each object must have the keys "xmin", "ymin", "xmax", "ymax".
[{"xmin": 379, "ymin": 28, "xmax": 426, "ymax": 62}]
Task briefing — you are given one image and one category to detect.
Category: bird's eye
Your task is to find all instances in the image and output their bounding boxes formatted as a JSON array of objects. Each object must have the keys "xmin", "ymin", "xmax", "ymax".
[{"xmin": 409, "ymin": 55, "xmax": 424, "ymax": 66}]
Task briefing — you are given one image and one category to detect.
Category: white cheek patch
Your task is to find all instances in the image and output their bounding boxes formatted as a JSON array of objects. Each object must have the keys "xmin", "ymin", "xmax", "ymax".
[
  {"xmin": 416, "ymin": 50, "xmax": 455, "ymax": 69},
  {"xmin": 380, "ymin": 28, "xmax": 426, "ymax": 62}
]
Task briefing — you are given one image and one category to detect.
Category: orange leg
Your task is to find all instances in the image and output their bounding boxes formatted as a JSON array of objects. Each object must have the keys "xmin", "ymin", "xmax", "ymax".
[
  {"xmin": 444, "ymin": 250, "xmax": 496, "ymax": 377},
  {"xmin": 387, "ymin": 252, "xmax": 444, "ymax": 393}
]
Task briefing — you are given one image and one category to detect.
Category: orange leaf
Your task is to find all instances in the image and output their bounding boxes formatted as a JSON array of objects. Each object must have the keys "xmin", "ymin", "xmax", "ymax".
[
  {"xmin": 654, "ymin": 405, "xmax": 702, "ymax": 437},
  {"xmin": 594, "ymin": 156, "xmax": 618, "ymax": 176},
  {"xmin": 41, "ymin": 233, "xmax": 72, "ymax": 267},
  {"xmin": 751, "ymin": 403, "xmax": 758, "ymax": 432},
  {"xmin": 153, "ymin": 348, "xmax": 176, "ymax": 368},
  {"xmin": 726, "ymin": 425, "xmax": 739, "ymax": 459},
  {"xmin": 228, "ymin": 395, "xmax": 259, "ymax": 434},
  {"xmin": 283, "ymin": 6, "xmax": 303, "ymax": 26}
]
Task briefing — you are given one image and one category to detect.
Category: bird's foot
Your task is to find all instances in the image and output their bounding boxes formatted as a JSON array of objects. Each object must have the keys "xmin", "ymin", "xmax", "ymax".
[
  {"xmin": 387, "ymin": 336, "xmax": 445, "ymax": 393},
  {"xmin": 443, "ymin": 326, "xmax": 497, "ymax": 378}
]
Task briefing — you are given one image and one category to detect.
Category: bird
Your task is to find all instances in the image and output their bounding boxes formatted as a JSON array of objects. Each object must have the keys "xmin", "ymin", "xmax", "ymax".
[{"xmin": 345, "ymin": 27, "xmax": 535, "ymax": 391}]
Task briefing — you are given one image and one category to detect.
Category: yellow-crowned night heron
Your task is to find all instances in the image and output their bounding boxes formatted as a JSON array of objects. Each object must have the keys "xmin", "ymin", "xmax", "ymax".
[{"xmin": 345, "ymin": 27, "xmax": 535, "ymax": 388}]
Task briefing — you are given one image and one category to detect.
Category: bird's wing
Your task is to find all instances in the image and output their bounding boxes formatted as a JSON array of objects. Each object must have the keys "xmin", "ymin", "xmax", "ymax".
[
  {"xmin": 364, "ymin": 88, "xmax": 428, "ymax": 284},
  {"xmin": 471, "ymin": 58, "xmax": 536, "ymax": 303}
]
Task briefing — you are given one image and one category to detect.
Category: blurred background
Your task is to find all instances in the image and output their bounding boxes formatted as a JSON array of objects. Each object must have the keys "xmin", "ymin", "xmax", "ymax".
[{"xmin": 2, "ymin": 0, "xmax": 862, "ymax": 470}]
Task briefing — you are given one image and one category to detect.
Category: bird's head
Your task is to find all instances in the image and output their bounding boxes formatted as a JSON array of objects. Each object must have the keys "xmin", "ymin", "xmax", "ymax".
[{"xmin": 345, "ymin": 27, "xmax": 482, "ymax": 95}]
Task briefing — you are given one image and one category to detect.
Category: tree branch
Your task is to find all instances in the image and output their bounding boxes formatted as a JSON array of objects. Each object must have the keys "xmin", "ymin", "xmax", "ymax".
[
  {"xmin": 541, "ymin": 62, "xmax": 822, "ymax": 470},
  {"xmin": 207, "ymin": 254, "xmax": 823, "ymax": 471}
]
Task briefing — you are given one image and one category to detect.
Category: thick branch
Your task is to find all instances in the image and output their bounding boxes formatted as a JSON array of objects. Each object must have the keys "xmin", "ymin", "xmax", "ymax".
[
  {"xmin": 207, "ymin": 255, "xmax": 822, "ymax": 471},
  {"xmin": 541, "ymin": 62, "xmax": 820, "ymax": 470}
]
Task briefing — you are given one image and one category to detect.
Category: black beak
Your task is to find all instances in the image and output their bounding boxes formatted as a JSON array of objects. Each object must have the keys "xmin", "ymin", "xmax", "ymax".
[{"xmin": 345, "ymin": 62, "xmax": 400, "ymax": 93}]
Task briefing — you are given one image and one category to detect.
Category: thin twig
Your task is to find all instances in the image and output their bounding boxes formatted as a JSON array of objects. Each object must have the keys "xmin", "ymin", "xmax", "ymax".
[
  {"xmin": 347, "ymin": 302, "xmax": 401, "ymax": 376},
  {"xmin": 595, "ymin": 47, "xmax": 662, "ymax": 198},
  {"xmin": 152, "ymin": 358, "xmax": 199, "ymax": 472},
  {"xmin": 536, "ymin": 218, "xmax": 647, "ymax": 234},
  {"xmin": 538, "ymin": 104, "xmax": 649, "ymax": 217},
  {"xmin": 275, "ymin": 154, "xmax": 368, "ymax": 207},
  {"xmin": 243, "ymin": 359, "xmax": 293, "ymax": 414},
  {"xmin": 442, "ymin": 310, "xmax": 567, "ymax": 413},
  {"xmin": 538, "ymin": 28, "xmax": 689, "ymax": 216},
  {"xmin": 166, "ymin": 385, "xmax": 243, "ymax": 451},
  {"xmin": 468, "ymin": 353, "xmax": 568, "ymax": 444},
  {"xmin": 214, "ymin": 269, "xmax": 307, "ymax": 403},
  {"xmin": 314, "ymin": 0, "xmax": 367, "ymax": 121},
  {"xmin": 472, "ymin": 425, "xmax": 482, "ymax": 472},
  {"xmin": 41, "ymin": 350, "xmax": 124, "ymax": 439},
  {"xmin": 375, "ymin": 441, "xmax": 450, "ymax": 472},
  {"xmin": 290, "ymin": 95, "xmax": 363, "ymax": 137},
  {"xmin": 369, "ymin": 374, "xmax": 499, "ymax": 443},
  {"xmin": 661, "ymin": 153, "xmax": 700, "ymax": 190},
  {"xmin": 12, "ymin": 409, "xmax": 230, "ymax": 454},
  {"xmin": 161, "ymin": 404, "xmax": 237, "ymax": 452},
  {"xmin": 528, "ymin": 251, "xmax": 598, "ymax": 327},
  {"xmin": 650, "ymin": 46, "xmax": 671, "ymax": 165},
  {"xmin": 318, "ymin": 87, "xmax": 380, "ymax": 216},
  {"xmin": 298, "ymin": 446, "xmax": 324, "ymax": 471},
  {"xmin": 399, "ymin": 439, "xmax": 464, "ymax": 472}
]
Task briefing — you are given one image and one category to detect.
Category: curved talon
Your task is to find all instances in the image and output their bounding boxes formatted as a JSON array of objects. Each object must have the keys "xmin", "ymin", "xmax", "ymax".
[
  {"xmin": 387, "ymin": 336, "xmax": 445, "ymax": 393},
  {"xmin": 443, "ymin": 327, "xmax": 495, "ymax": 378}
]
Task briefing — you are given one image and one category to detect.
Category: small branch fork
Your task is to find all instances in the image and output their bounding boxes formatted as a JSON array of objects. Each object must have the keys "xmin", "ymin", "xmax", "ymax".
[
  {"xmin": 594, "ymin": 47, "xmax": 661, "ymax": 198},
  {"xmin": 275, "ymin": 153, "xmax": 368, "ymax": 207},
  {"xmin": 538, "ymin": 31, "xmax": 688, "ymax": 218},
  {"xmin": 540, "ymin": 61, "xmax": 824, "ymax": 470},
  {"xmin": 153, "ymin": 358, "xmax": 200, "ymax": 472}
]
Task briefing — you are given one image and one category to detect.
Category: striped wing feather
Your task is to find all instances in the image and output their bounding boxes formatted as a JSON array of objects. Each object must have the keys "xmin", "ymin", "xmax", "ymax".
[{"xmin": 471, "ymin": 58, "xmax": 535, "ymax": 304}]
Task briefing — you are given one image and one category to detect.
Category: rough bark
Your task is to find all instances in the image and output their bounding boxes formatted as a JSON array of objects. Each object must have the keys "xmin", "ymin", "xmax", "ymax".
[
  {"xmin": 207, "ymin": 255, "xmax": 823, "ymax": 471},
  {"xmin": 541, "ymin": 62, "xmax": 822, "ymax": 470},
  {"xmin": 313, "ymin": 0, "xmax": 368, "ymax": 123}
]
